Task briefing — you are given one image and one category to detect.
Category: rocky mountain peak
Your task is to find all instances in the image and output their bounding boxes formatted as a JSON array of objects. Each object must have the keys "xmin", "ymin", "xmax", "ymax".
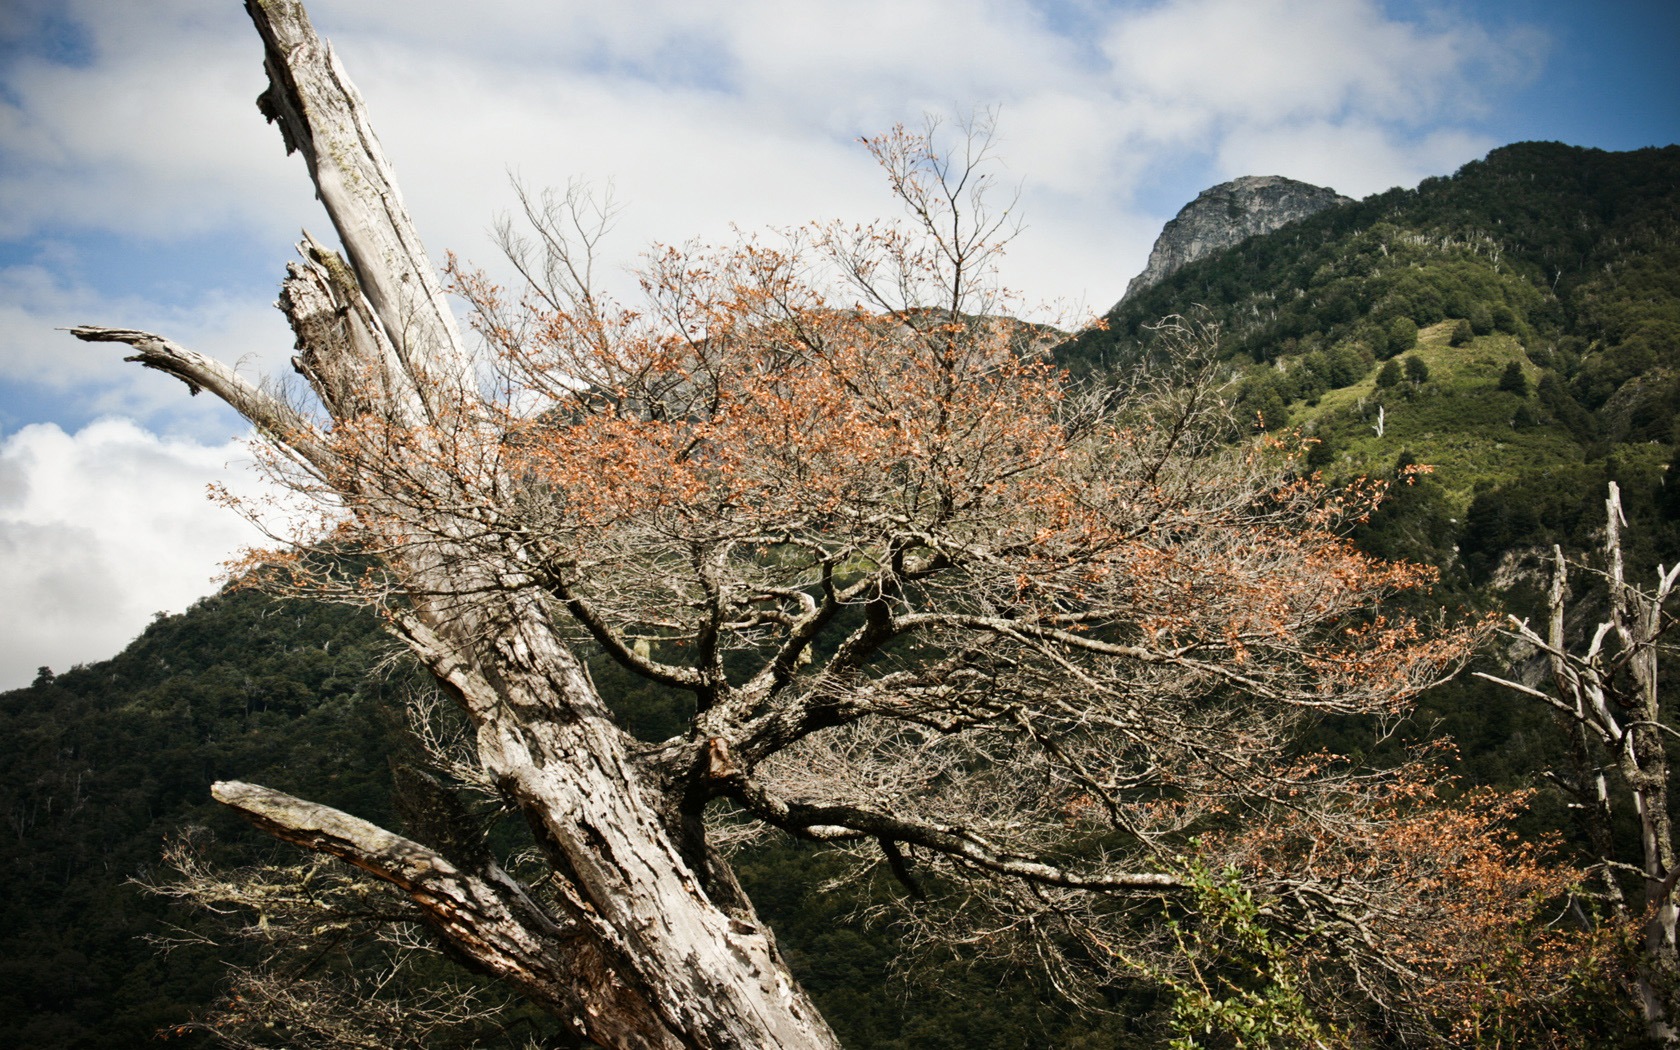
[{"xmin": 1117, "ymin": 175, "xmax": 1352, "ymax": 306}]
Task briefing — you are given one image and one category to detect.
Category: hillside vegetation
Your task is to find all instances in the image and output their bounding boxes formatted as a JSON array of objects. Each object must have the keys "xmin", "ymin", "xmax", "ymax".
[
  {"xmin": 1066, "ymin": 142, "xmax": 1680, "ymax": 582},
  {"xmin": 5, "ymin": 140, "xmax": 1678, "ymax": 1048}
]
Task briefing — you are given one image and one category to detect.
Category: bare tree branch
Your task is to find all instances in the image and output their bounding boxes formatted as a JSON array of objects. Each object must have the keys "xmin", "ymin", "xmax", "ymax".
[
  {"xmin": 212, "ymin": 780, "xmax": 686, "ymax": 1050},
  {"xmin": 67, "ymin": 325, "xmax": 339, "ymax": 477}
]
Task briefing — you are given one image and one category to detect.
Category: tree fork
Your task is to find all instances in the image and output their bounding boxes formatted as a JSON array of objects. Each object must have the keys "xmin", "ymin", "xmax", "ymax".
[
  {"xmin": 77, "ymin": 2, "xmax": 842, "ymax": 1047},
  {"xmin": 212, "ymin": 780, "xmax": 684, "ymax": 1050}
]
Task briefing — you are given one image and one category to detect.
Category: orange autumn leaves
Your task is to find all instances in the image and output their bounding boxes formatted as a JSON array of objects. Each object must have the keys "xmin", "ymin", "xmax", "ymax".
[
  {"xmin": 215, "ymin": 127, "xmax": 1613, "ymax": 1046},
  {"xmin": 439, "ymin": 230, "xmax": 1476, "ymax": 720},
  {"xmin": 466, "ymin": 250, "xmax": 1072, "ymax": 541},
  {"xmin": 1198, "ymin": 762, "xmax": 1619, "ymax": 1046}
]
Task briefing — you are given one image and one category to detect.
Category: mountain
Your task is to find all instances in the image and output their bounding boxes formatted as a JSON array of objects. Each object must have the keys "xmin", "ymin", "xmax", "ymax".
[
  {"xmin": 1116, "ymin": 175, "xmax": 1353, "ymax": 306},
  {"xmin": 0, "ymin": 589, "xmax": 401, "ymax": 1048},
  {"xmin": 7, "ymin": 139, "xmax": 1679, "ymax": 1049},
  {"xmin": 1065, "ymin": 141, "xmax": 1680, "ymax": 587}
]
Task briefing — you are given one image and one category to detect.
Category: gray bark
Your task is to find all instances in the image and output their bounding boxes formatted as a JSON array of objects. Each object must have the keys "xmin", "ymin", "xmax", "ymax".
[
  {"xmin": 212, "ymin": 780, "xmax": 680, "ymax": 1050},
  {"xmin": 1477, "ymin": 483, "xmax": 1680, "ymax": 1045},
  {"xmin": 75, "ymin": 2, "xmax": 842, "ymax": 1047}
]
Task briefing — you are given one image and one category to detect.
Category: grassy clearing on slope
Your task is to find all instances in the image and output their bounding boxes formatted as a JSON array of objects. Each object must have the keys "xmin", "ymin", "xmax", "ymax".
[{"xmin": 1291, "ymin": 322, "xmax": 1580, "ymax": 510}]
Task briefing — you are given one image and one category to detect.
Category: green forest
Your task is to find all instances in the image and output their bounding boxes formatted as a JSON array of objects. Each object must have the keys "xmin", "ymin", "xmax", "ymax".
[{"xmin": 6, "ymin": 139, "xmax": 1680, "ymax": 1048}]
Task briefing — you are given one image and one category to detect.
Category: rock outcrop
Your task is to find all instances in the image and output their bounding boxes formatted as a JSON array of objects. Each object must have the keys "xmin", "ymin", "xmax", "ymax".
[{"xmin": 1118, "ymin": 175, "xmax": 1352, "ymax": 306}]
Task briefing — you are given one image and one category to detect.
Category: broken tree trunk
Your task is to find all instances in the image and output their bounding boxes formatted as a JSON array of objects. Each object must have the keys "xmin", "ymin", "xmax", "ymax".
[
  {"xmin": 1476, "ymin": 483, "xmax": 1680, "ymax": 1045},
  {"xmin": 75, "ymin": 1, "xmax": 842, "ymax": 1047}
]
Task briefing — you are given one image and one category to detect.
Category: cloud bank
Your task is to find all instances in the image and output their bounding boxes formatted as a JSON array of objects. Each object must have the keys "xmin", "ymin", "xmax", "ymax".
[
  {"xmin": 0, "ymin": 0, "xmax": 1545, "ymax": 325},
  {"xmin": 0, "ymin": 0, "xmax": 1560, "ymax": 678},
  {"xmin": 0, "ymin": 420, "xmax": 269, "ymax": 688}
]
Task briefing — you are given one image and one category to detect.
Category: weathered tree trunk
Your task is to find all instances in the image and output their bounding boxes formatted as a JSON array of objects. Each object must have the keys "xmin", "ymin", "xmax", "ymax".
[
  {"xmin": 70, "ymin": 4, "xmax": 1543, "ymax": 1042},
  {"xmin": 77, "ymin": 2, "xmax": 843, "ymax": 1047},
  {"xmin": 1606, "ymin": 488, "xmax": 1680, "ymax": 1044},
  {"xmin": 1478, "ymin": 485, "xmax": 1680, "ymax": 1046}
]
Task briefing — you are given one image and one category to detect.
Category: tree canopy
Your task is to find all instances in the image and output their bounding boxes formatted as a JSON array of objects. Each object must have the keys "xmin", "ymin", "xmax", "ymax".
[{"xmin": 62, "ymin": 3, "xmax": 1624, "ymax": 1047}]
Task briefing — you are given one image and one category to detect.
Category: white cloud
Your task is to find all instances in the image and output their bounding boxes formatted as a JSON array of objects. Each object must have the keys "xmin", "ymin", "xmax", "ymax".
[
  {"xmin": 322, "ymin": 0, "xmax": 1544, "ymax": 311},
  {"xmin": 0, "ymin": 14, "xmax": 308, "ymax": 243},
  {"xmin": 0, "ymin": 419, "xmax": 272, "ymax": 689},
  {"xmin": 0, "ymin": 0, "xmax": 1565, "ymax": 680},
  {"xmin": 0, "ymin": 1, "xmax": 1552, "ymax": 328},
  {"xmin": 1099, "ymin": 0, "xmax": 1539, "ymax": 128}
]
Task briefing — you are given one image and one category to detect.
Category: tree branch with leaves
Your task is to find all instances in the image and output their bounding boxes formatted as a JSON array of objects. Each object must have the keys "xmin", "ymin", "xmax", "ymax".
[{"xmin": 75, "ymin": 3, "xmax": 1588, "ymax": 1046}]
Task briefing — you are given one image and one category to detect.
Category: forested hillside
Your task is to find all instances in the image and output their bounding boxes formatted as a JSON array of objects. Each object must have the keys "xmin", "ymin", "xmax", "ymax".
[
  {"xmin": 0, "ymin": 591, "xmax": 398, "ymax": 1047},
  {"xmin": 6, "ymin": 140, "xmax": 1678, "ymax": 1048},
  {"xmin": 0, "ymin": 587, "xmax": 1164, "ymax": 1049},
  {"xmin": 1065, "ymin": 141, "xmax": 1680, "ymax": 585}
]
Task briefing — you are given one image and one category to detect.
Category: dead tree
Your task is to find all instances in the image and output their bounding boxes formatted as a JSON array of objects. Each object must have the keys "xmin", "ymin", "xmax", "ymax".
[
  {"xmin": 73, "ymin": 3, "xmax": 1562, "ymax": 1046},
  {"xmin": 1478, "ymin": 481, "xmax": 1680, "ymax": 1044},
  {"xmin": 76, "ymin": 4, "xmax": 836, "ymax": 1046}
]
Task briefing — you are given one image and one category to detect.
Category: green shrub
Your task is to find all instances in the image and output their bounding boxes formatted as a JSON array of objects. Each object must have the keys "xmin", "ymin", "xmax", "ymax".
[
  {"xmin": 1386, "ymin": 317, "xmax": 1419, "ymax": 357},
  {"xmin": 1470, "ymin": 302, "xmax": 1495, "ymax": 335},
  {"xmin": 1498, "ymin": 361, "xmax": 1529, "ymax": 396}
]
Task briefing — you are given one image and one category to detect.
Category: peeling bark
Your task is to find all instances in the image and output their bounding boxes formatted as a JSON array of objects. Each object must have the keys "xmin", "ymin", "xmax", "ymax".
[
  {"xmin": 66, "ymin": 325, "xmax": 337, "ymax": 475},
  {"xmin": 213, "ymin": 781, "xmax": 684, "ymax": 1050},
  {"xmin": 74, "ymin": 3, "xmax": 844, "ymax": 1047},
  {"xmin": 1478, "ymin": 483, "xmax": 1680, "ymax": 1045},
  {"xmin": 246, "ymin": 0, "xmax": 473, "ymax": 422}
]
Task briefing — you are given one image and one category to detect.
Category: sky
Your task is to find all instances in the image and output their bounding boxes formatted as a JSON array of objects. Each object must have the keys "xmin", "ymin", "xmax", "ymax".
[{"xmin": 0, "ymin": 0, "xmax": 1675, "ymax": 689}]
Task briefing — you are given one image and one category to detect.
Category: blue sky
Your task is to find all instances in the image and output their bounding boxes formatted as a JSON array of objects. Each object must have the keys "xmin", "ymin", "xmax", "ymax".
[{"xmin": 0, "ymin": 0, "xmax": 1675, "ymax": 687}]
